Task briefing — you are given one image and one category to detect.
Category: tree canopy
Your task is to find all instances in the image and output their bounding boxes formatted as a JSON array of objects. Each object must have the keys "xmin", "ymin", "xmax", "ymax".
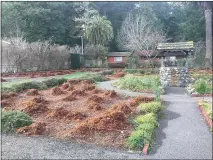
[{"xmin": 2, "ymin": 2, "xmax": 207, "ymax": 49}]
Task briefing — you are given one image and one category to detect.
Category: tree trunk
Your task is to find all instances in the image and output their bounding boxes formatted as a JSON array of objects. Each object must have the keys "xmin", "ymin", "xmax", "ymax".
[{"xmin": 204, "ymin": 2, "xmax": 212, "ymax": 68}]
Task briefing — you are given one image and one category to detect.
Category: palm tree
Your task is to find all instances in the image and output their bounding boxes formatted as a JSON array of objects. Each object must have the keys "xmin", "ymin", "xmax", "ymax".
[
  {"xmin": 198, "ymin": 2, "xmax": 212, "ymax": 68},
  {"xmin": 86, "ymin": 15, "xmax": 114, "ymax": 46}
]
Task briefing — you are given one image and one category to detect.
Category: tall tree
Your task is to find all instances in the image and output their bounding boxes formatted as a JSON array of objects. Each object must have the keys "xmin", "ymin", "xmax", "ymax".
[
  {"xmin": 93, "ymin": 2, "xmax": 137, "ymax": 51},
  {"xmin": 198, "ymin": 2, "xmax": 212, "ymax": 68},
  {"xmin": 117, "ymin": 13, "xmax": 166, "ymax": 52},
  {"xmin": 1, "ymin": 2, "xmax": 83, "ymax": 46},
  {"xmin": 86, "ymin": 15, "xmax": 114, "ymax": 46}
]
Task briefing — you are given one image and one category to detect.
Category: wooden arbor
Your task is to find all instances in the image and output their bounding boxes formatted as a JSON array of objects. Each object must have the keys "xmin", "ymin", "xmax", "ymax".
[{"xmin": 157, "ymin": 41, "xmax": 194, "ymax": 67}]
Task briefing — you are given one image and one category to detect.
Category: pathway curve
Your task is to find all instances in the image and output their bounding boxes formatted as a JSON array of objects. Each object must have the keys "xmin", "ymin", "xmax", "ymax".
[{"xmin": 1, "ymin": 81, "xmax": 212, "ymax": 159}]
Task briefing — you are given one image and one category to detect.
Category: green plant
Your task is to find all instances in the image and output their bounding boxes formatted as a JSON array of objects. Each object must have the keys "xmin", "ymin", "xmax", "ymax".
[
  {"xmin": 127, "ymin": 129, "xmax": 146, "ymax": 149},
  {"xmin": 139, "ymin": 101, "xmax": 164, "ymax": 114},
  {"xmin": 12, "ymin": 81, "xmax": 47, "ymax": 93},
  {"xmin": 127, "ymin": 118, "xmax": 157, "ymax": 150},
  {"xmin": 193, "ymin": 79, "xmax": 212, "ymax": 94},
  {"xmin": 200, "ymin": 101, "xmax": 212, "ymax": 120},
  {"xmin": 1, "ymin": 110, "xmax": 32, "ymax": 133},
  {"xmin": 101, "ymin": 69, "xmax": 114, "ymax": 75},
  {"xmin": 43, "ymin": 78, "xmax": 67, "ymax": 88},
  {"xmin": 124, "ymin": 69, "xmax": 145, "ymax": 74},
  {"xmin": 135, "ymin": 113, "xmax": 159, "ymax": 127},
  {"xmin": 114, "ymin": 74, "xmax": 161, "ymax": 92}
]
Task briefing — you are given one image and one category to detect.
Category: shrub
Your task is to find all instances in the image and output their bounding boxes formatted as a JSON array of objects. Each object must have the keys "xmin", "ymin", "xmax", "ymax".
[
  {"xmin": 127, "ymin": 129, "xmax": 146, "ymax": 149},
  {"xmin": 43, "ymin": 78, "xmax": 67, "ymax": 88},
  {"xmin": 124, "ymin": 69, "xmax": 145, "ymax": 74},
  {"xmin": 101, "ymin": 70, "xmax": 114, "ymax": 75},
  {"xmin": 114, "ymin": 74, "xmax": 160, "ymax": 92},
  {"xmin": 135, "ymin": 113, "xmax": 159, "ymax": 127},
  {"xmin": 127, "ymin": 119, "xmax": 156, "ymax": 149},
  {"xmin": 139, "ymin": 101, "xmax": 164, "ymax": 114},
  {"xmin": 12, "ymin": 81, "xmax": 47, "ymax": 93},
  {"xmin": 1, "ymin": 110, "xmax": 32, "ymax": 133},
  {"xmin": 193, "ymin": 79, "xmax": 212, "ymax": 94}
]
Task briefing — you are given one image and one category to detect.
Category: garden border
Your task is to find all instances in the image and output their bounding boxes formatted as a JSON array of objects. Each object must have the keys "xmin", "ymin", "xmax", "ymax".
[
  {"xmin": 142, "ymin": 143, "xmax": 150, "ymax": 155},
  {"xmin": 191, "ymin": 93, "xmax": 213, "ymax": 97},
  {"xmin": 197, "ymin": 102, "xmax": 212, "ymax": 128}
]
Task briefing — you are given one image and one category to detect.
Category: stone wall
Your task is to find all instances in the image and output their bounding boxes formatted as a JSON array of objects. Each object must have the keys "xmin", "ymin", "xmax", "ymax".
[{"xmin": 160, "ymin": 67, "xmax": 190, "ymax": 87}]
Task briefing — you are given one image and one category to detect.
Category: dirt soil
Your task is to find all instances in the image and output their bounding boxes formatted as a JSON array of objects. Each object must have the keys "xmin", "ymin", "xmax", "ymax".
[{"xmin": 2, "ymin": 79, "xmax": 154, "ymax": 148}]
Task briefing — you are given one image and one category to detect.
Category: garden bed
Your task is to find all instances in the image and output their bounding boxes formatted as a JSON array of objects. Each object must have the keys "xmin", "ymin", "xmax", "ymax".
[
  {"xmin": 1, "ymin": 79, "xmax": 162, "ymax": 153},
  {"xmin": 186, "ymin": 73, "xmax": 212, "ymax": 97},
  {"xmin": 113, "ymin": 74, "xmax": 163, "ymax": 95},
  {"xmin": 197, "ymin": 101, "xmax": 212, "ymax": 129}
]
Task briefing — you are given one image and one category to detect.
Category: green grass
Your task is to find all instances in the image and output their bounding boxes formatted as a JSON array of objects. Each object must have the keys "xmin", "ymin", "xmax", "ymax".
[
  {"xmin": 1, "ymin": 110, "xmax": 32, "ymax": 133},
  {"xmin": 1, "ymin": 72, "xmax": 104, "ymax": 93},
  {"xmin": 113, "ymin": 74, "xmax": 161, "ymax": 92},
  {"xmin": 200, "ymin": 101, "xmax": 212, "ymax": 120}
]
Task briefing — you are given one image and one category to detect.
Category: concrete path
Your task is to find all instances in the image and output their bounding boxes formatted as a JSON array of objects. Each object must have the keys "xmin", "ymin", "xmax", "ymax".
[{"xmin": 1, "ymin": 81, "xmax": 212, "ymax": 159}]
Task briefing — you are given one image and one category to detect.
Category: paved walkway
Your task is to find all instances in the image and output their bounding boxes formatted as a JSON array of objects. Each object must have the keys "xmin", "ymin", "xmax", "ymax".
[{"xmin": 1, "ymin": 81, "xmax": 212, "ymax": 159}]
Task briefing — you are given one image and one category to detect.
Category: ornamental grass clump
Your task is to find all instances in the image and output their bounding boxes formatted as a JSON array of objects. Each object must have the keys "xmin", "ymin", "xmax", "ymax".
[{"xmin": 193, "ymin": 79, "xmax": 212, "ymax": 94}]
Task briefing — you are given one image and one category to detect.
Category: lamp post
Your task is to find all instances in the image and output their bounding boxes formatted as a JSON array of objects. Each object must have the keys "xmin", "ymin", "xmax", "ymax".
[
  {"xmin": 81, "ymin": 24, "xmax": 85, "ymax": 55},
  {"xmin": 81, "ymin": 36, "xmax": 83, "ymax": 55}
]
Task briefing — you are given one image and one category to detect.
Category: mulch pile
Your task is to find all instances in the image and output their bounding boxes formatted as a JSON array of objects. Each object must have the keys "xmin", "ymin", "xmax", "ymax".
[
  {"xmin": 87, "ymin": 95, "xmax": 103, "ymax": 103},
  {"xmin": 66, "ymin": 103, "xmax": 132, "ymax": 138},
  {"xmin": 26, "ymin": 89, "xmax": 40, "ymax": 96},
  {"xmin": 23, "ymin": 100, "xmax": 49, "ymax": 115},
  {"xmin": 104, "ymin": 90, "xmax": 118, "ymax": 98},
  {"xmin": 52, "ymin": 87, "xmax": 67, "ymax": 96},
  {"xmin": 62, "ymin": 94, "xmax": 77, "ymax": 101},
  {"xmin": 71, "ymin": 90, "xmax": 86, "ymax": 96},
  {"xmin": 61, "ymin": 83, "xmax": 70, "ymax": 90},
  {"xmin": 47, "ymin": 107, "xmax": 69, "ymax": 119},
  {"xmin": 113, "ymin": 72, "xmax": 125, "ymax": 78},
  {"xmin": 87, "ymin": 101, "xmax": 103, "ymax": 111},
  {"xmin": 17, "ymin": 122, "xmax": 47, "ymax": 135}
]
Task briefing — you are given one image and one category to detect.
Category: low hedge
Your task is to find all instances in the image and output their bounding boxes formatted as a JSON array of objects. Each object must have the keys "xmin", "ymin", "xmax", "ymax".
[
  {"xmin": 126, "ymin": 101, "xmax": 163, "ymax": 151},
  {"xmin": 43, "ymin": 78, "xmax": 67, "ymax": 88},
  {"xmin": 124, "ymin": 69, "xmax": 145, "ymax": 74},
  {"xmin": 138, "ymin": 101, "xmax": 164, "ymax": 114}
]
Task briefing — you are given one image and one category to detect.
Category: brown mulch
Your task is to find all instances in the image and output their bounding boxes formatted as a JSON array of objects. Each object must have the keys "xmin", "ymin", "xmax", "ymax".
[
  {"xmin": 16, "ymin": 122, "xmax": 47, "ymax": 135},
  {"xmin": 26, "ymin": 89, "xmax": 40, "ymax": 96},
  {"xmin": 23, "ymin": 101, "xmax": 49, "ymax": 116},
  {"xmin": 4, "ymin": 79, "xmax": 154, "ymax": 148},
  {"xmin": 52, "ymin": 87, "xmax": 67, "ymax": 96},
  {"xmin": 62, "ymin": 94, "xmax": 77, "ymax": 101}
]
